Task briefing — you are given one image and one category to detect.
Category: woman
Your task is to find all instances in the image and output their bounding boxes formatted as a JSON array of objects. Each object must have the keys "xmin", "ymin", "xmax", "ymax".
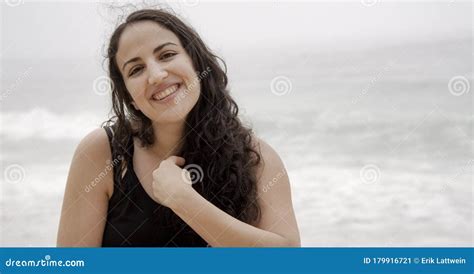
[{"xmin": 57, "ymin": 9, "xmax": 300, "ymax": 247}]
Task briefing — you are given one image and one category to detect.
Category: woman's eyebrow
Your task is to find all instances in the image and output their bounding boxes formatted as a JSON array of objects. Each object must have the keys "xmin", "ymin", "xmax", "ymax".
[{"xmin": 121, "ymin": 42, "xmax": 178, "ymax": 71}]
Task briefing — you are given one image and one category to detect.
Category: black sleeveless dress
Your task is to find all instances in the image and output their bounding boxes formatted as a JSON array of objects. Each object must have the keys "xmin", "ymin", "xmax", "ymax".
[{"xmin": 101, "ymin": 126, "xmax": 208, "ymax": 247}]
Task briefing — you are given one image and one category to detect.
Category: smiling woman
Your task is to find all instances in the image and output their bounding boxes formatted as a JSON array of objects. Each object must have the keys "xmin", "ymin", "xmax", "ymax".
[{"xmin": 56, "ymin": 8, "xmax": 300, "ymax": 247}]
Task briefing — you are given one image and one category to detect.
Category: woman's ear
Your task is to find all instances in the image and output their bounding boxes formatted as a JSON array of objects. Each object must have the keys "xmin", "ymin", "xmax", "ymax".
[{"xmin": 131, "ymin": 101, "xmax": 139, "ymax": 110}]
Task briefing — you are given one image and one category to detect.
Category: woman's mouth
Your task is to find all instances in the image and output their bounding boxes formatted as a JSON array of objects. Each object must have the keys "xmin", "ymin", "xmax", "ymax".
[{"xmin": 151, "ymin": 83, "xmax": 181, "ymax": 103}]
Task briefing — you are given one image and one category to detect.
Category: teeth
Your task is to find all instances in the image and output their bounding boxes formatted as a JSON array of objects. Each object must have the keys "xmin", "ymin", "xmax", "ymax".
[{"xmin": 152, "ymin": 84, "xmax": 179, "ymax": 101}]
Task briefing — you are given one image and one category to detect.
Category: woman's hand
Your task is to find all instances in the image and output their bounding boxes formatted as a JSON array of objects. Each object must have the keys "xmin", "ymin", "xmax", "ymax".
[{"xmin": 152, "ymin": 156, "xmax": 196, "ymax": 208}]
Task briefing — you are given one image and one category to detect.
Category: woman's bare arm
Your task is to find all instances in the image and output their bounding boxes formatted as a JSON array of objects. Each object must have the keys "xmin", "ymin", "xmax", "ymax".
[{"xmin": 56, "ymin": 128, "xmax": 113, "ymax": 247}]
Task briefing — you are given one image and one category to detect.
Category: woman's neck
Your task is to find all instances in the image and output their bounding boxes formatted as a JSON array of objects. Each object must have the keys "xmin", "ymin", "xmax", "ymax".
[{"xmin": 148, "ymin": 121, "xmax": 186, "ymax": 158}]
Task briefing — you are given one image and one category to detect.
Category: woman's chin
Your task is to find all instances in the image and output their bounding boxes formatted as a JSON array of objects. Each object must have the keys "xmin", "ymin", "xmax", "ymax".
[
  {"xmin": 150, "ymin": 103, "xmax": 192, "ymax": 124},
  {"xmin": 145, "ymin": 89, "xmax": 199, "ymax": 125}
]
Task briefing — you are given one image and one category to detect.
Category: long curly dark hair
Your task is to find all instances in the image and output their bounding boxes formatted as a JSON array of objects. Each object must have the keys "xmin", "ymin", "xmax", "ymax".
[{"xmin": 102, "ymin": 8, "xmax": 261, "ymax": 225}]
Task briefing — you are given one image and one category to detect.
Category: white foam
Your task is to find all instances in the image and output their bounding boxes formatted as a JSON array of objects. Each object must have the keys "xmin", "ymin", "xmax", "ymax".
[{"xmin": 1, "ymin": 108, "xmax": 103, "ymax": 141}]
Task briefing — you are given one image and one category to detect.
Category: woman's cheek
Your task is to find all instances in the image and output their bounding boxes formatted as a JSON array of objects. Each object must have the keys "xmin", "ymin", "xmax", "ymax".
[{"xmin": 126, "ymin": 82, "xmax": 145, "ymax": 103}]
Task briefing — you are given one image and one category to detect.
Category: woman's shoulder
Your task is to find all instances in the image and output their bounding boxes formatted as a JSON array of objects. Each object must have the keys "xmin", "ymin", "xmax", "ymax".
[
  {"xmin": 252, "ymin": 136, "xmax": 283, "ymax": 163},
  {"xmin": 69, "ymin": 127, "xmax": 114, "ymax": 197},
  {"xmin": 75, "ymin": 128, "xmax": 112, "ymax": 159},
  {"xmin": 251, "ymin": 136, "xmax": 287, "ymax": 180}
]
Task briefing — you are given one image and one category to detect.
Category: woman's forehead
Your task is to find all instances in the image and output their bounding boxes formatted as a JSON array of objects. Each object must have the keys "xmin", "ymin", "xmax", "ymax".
[{"xmin": 117, "ymin": 21, "xmax": 181, "ymax": 63}]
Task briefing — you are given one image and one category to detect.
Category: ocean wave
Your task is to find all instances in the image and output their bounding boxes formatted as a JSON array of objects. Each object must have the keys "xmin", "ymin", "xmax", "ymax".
[{"xmin": 1, "ymin": 108, "xmax": 104, "ymax": 141}]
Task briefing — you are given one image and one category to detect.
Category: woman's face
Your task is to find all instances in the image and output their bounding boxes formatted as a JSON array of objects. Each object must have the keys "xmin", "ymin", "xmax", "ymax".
[{"xmin": 116, "ymin": 20, "xmax": 200, "ymax": 125}]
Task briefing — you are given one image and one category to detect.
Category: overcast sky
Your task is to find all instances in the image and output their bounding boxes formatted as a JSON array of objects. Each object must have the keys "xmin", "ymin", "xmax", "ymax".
[{"xmin": 1, "ymin": 0, "xmax": 471, "ymax": 60}]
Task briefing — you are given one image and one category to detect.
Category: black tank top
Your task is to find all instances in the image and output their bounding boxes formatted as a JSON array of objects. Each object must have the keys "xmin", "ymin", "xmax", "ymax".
[{"xmin": 101, "ymin": 126, "xmax": 208, "ymax": 247}]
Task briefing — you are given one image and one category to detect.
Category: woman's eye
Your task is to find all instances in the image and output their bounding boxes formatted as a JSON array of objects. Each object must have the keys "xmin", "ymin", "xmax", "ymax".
[
  {"xmin": 160, "ymin": 52, "xmax": 177, "ymax": 60},
  {"xmin": 129, "ymin": 67, "xmax": 142, "ymax": 77}
]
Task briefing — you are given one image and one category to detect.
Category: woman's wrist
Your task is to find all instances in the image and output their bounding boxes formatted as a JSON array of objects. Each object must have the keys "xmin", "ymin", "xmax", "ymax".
[{"xmin": 167, "ymin": 184, "xmax": 200, "ymax": 211}]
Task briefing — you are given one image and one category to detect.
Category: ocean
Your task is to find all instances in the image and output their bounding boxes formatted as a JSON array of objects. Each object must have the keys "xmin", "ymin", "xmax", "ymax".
[{"xmin": 1, "ymin": 37, "xmax": 472, "ymax": 246}]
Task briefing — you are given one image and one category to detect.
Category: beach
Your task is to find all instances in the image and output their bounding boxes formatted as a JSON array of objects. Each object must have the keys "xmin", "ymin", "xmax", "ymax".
[{"xmin": 1, "ymin": 2, "xmax": 472, "ymax": 247}]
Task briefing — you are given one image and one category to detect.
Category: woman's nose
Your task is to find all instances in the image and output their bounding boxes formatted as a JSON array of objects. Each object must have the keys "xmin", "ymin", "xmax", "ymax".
[{"xmin": 147, "ymin": 62, "xmax": 168, "ymax": 85}]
